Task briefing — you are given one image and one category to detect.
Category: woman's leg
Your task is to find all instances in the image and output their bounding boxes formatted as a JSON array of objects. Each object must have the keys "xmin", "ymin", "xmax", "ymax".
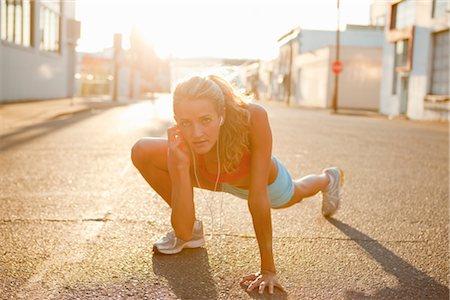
[
  {"xmin": 132, "ymin": 138, "xmax": 205, "ymax": 250},
  {"xmin": 294, "ymin": 174, "xmax": 330, "ymax": 199},
  {"xmin": 275, "ymin": 173, "xmax": 330, "ymax": 209},
  {"xmin": 131, "ymin": 137, "xmax": 172, "ymax": 207}
]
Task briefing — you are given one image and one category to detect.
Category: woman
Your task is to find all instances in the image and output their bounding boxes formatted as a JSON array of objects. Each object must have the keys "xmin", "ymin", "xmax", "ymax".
[{"xmin": 131, "ymin": 75, "xmax": 344, "ymax": 294}]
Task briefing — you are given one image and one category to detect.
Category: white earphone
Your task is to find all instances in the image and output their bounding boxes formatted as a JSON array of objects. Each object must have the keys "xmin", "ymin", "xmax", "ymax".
[
  {"xmin": 219, "ymin": 116, "xmax": 224, "ymax": 126},
  {"xmin": 192, "ymin": 130, "xmax": 221, "ymax": 240}
]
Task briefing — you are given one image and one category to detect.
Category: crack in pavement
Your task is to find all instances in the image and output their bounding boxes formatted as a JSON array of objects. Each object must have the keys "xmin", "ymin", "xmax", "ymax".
[
  {"xmin": 0, "ymin": 219, "xmax": 427, "ymax": 243},
  {"xmin": 0, "ymin": 218, "xmax": 154, "ymax": 224}
]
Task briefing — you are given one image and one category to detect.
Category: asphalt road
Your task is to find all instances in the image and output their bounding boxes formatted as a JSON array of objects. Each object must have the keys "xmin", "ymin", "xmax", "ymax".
[{"xmin": 1, "ymin": 96, "xmax": 448, "ymax": 299}]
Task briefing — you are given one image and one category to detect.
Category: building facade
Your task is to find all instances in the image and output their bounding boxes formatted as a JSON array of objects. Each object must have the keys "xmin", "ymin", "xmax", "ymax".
[
  {"xmin": 272, "ymin": 26, "xmax": 384, "ymax": 110},
  {"xmin": 0, "ymin": 0, "xmax": 80, "ymax": 102},
  {"xmin": 74, "ymin": 31, "xmax": 171, "ymax": 101},
  {"xmin": 75, "ymin": 52, "xmax": 114, "ymax": 97},
  {"xmin": 294, "ymin": 44, "xmax": 383, "ymax": 110},
  {"xmin": 378, "ymin": 0, "xmax": 449, "ymax": 120}
]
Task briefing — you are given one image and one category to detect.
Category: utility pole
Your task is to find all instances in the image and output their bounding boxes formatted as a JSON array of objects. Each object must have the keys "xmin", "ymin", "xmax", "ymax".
[
  {"xmin": 286, "ymin": 40, "xmax": 293, "ymax": 106},
  {"xmin": 332, "ymin": 0, "xmax": 340, "ymax": 112},
  {"xmin": 129, "ymin": 28, "xmax": 140, "ymax": 100},
  {"xmin": 112, "ymin": 33, "xmax": 122, "ymax": 102}
]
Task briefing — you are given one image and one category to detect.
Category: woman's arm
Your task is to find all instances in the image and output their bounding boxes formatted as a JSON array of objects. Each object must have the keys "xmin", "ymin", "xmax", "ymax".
[
  {"xmin": 247, "ymin": 104, "xmax": 275, "ymax": 273},
  {"xmin": 243, "ymin": 104, "xmax": 284, "ymax": 294},
  {"xmin": 167, "ymin": 126, "xmax": 196, "ymax": 241}
]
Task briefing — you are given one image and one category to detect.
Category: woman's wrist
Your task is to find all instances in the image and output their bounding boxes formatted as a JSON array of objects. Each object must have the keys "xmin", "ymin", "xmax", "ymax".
[
  {"xmin": 168, "ymin": 164, "xmax": 190, "ymax": 182},
  {"xmin": 261, "ymin": 268, "xmax": 277, "ymax": 275}
]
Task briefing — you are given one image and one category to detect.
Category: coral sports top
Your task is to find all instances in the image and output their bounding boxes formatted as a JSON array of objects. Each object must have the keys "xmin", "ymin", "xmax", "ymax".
[{"xmin": 197, "ymin": 151, "xmax": 251, "ymax": 183}]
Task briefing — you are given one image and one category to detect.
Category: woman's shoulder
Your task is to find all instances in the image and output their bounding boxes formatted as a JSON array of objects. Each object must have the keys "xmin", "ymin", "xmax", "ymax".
[
  {"xmin": 248, "ymin": 102, "xmax": 267, "ymax": 113},
  {"xmin": 248, "ymin": 103, "xmax": 269, "ymax": 123}
]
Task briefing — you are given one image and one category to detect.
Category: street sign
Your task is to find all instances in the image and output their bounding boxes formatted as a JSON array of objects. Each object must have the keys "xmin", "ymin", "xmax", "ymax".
[{"xmin": 332, "ymin": 60, "xmax": 343, "ymax": 74}]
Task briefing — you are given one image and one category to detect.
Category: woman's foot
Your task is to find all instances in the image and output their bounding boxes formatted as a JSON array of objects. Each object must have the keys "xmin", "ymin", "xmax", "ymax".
[
  {"xmin": 321, "ymin": 167, "xmax": 344, "ymax": 217},
  {"xmin": 153, "ymin": 220, "xmax": 205, "ymax": 254}
]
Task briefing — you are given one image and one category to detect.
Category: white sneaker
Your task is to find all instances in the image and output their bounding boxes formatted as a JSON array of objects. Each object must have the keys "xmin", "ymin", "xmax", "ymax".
[
  {"xmin": 153, "ymin": 220, "xmax": 205, "ymax": 254},
  {"xmin": 321, "ymin": 167, "xmax": 344, "ymax": 217}
]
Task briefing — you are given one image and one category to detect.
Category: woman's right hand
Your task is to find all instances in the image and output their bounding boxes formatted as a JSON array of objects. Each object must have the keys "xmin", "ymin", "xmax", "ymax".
[{"xmin": 167, "ymin": 126, "xmax": 191, "ymax": 169}]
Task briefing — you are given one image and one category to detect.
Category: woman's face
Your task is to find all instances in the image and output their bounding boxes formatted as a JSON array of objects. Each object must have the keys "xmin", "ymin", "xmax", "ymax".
[{"xmin": 174, "ymin": 98, "xmax": 222, "ymax": 154}]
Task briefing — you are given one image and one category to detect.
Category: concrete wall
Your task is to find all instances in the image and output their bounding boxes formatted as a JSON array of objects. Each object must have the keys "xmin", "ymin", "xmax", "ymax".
[
  {"xmin": 370, "ymin": 1, "xmax": 388, "ymax": 26},
  {"xmin": 293, "ymin": 45, "xmax": 382, "ymax": 110},
  {"xmin": 294, "ymin": 47, "xmax": 330, "ymax": 107},
  {"xmin": 407, "ymin": 26, "xmax": 430, "ymax": 119},
  {"xmin": 337, "ymin": 46, "xmax": 383, "ymax": 110},
  {"xmin": 2, "ymin": 47, "xmax": 70, "ymax": 100},
  {"xmin": 278, "ymin": 26, "xmax": 384, "ymax": 110},
  {"xmin": 379, "ymin": 38, "xmax": 398, "ymax": 116},
  {"xmin": 0, "ymin": 1, "xmax": 76, "ymax": 102}
]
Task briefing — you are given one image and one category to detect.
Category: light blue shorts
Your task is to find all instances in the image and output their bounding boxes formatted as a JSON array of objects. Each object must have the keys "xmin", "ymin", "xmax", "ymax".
[{"xmin": 221, "ymin": 156, "xmax": 294, "ymax": 208}]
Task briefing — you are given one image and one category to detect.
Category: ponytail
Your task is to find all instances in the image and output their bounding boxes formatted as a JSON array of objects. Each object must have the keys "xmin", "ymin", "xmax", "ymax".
[{"xmin": 207, "ymin": 75, "xmax": 251, "ymax": 173}]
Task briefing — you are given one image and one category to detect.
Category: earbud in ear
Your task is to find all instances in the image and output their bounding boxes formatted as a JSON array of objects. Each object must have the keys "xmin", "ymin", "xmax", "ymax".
[{"xmin": 220, "ymin": 116, "xmax": 224, "ymax": 126}]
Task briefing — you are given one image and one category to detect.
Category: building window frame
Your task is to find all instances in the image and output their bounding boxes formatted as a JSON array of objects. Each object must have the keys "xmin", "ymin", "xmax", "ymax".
[
  {"xmin": 432, "ymin": 0, "xmax": 448, "ymax": 19},
  {"xmin": 428, "ymin": 29, "xmax": 449, "ymax": 98},
  {"xmin": 395, "ymin": 38, "xmax": 412, "ymax": 72},
  {"xmin": 387, "ymin": 0, "xmax": 415, "ymax": 96},
  {"xmin": 1, "ymin": 0, "xmax": 33, "ymax": 47},
  {"xmin": 389, "ymin": 0, "xmax": 415, "ymax": 31},
  {"xmin": 39, "ymin": 0, "xmax": 61, "ymax": 53},
  {"xmin": 391, "ymin": 36, "xmax": 414, "ymax": 95},
  {"xmin": 387, "ymin": 0, "xmax": 415, "ymax": 42}
]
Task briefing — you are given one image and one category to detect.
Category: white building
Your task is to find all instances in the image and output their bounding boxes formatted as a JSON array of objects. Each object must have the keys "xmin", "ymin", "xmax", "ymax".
[
  {"xmin": 377, "ymin": 0, "xmax": 449, "ymax": 120},
  {"xmin": 274, "ymin": 26, "xmax": 384, "ymax": 110},
  {"xmin": 0, "ymin": 1, "xmax": 80, "ymax": 102}
]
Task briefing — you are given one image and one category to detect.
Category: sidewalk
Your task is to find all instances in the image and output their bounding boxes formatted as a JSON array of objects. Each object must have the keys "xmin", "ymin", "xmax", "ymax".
[
  {"xmin": 257, "ymin": 98, "xmax": 385, "ymax": 119},
  {"xmin": 0, "ymin": 97, "xmax": 124, "ymax": 134}
]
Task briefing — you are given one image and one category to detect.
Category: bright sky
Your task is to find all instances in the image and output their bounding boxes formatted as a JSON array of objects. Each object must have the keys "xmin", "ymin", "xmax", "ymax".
[{"xmin": 75, "ymin": 0, "xmax": 372, "ymax": 60}]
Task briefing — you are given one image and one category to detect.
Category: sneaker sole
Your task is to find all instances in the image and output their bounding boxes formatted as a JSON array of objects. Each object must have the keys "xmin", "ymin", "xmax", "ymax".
[
  {"xmin": 339, "ymin": 168, "xmax": 345, "ymax": 188},
  {"xmin": 335, "ymin": 168, "xmax": 344, "ymax": 212},
  {"xmin": 153, "ymin": 238, "xmax": 205, "ymax": 255}
]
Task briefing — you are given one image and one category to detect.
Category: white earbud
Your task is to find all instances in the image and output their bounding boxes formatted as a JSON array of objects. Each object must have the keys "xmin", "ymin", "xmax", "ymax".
[{"xmin": 220, "ymin": 116, "xmax": 224, "ymax": 126}]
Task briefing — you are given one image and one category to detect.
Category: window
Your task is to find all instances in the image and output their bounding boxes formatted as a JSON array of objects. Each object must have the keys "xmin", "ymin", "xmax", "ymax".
[
  {"xmin": 392, "ymin": 0, "xmax": 415, "ymax": 30},
  {"xmin": 432, "ymin": 0, "xmax": 448, "ymax": 18},
  {"xmin": 39, "ymin": 0, "xmax": 60, "ymax": 52},
  {"xmin": 430, "ymin": 30, "xmax": 449, "ymax": 95},
  {"xmin": 392, "ymin": 39, "xmax": 410, "ymax": 95},
  {"xmin": 395, "ymin": 39, "xmax": 410, "ymax": 69},
  {"xmin": 1, "ymin": 0, "xmax": 32, "ymax": 47}
]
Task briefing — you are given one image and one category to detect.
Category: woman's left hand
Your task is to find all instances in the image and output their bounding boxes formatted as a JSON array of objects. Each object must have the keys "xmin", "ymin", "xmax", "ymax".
[{"xmin": 240, "ymin": 271, "xmax": 285, "ymax": 295}]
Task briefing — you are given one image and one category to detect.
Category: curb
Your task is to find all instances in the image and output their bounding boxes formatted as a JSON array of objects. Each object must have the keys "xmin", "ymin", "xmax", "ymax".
[
  {"xmin": 48, "ymin": 101, "xmax": 126, "ymax": 120},
  {"xmin": 0, "ymin": 99, "xmax": 128, "ymax": 136}
]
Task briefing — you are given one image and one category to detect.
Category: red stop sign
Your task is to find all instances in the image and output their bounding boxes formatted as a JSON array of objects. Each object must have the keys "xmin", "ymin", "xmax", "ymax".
[{"xmin": 332, "ymin": 60, "xmax": 343, "ymax": 74}]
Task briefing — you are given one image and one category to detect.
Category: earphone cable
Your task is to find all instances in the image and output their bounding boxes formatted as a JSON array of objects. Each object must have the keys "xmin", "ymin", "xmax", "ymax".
[{"xmin": 191, "ymin": 138, "xmax": 221, "ymax": 241}]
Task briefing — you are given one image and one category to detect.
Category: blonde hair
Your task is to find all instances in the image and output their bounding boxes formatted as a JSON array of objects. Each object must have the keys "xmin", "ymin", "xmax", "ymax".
[{"xmin": 173, "ymin": 75, "xmax": 251, "ymax": 173}]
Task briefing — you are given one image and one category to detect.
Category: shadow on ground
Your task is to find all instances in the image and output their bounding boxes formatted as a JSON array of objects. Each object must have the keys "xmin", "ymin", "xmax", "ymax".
[
  {"xmin": 329, "ymin": 219, "xmax": 449, "ymax": 299},
  {"xmin": 152, "ymin": 248, "xmax": 218, "ymax": 299},
  {"xmin": 0, "ymin": 106, "xmax": 120, "ymax": 151}
]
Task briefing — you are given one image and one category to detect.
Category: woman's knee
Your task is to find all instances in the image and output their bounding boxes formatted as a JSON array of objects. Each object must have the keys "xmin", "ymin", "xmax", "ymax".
[
  {"xmin": 131, "ymin": 139, "xmax": 150, "ymax": 167},
  {"xmin": 131, "ymin": 138, "xmax": 167, "ymax": 169}
]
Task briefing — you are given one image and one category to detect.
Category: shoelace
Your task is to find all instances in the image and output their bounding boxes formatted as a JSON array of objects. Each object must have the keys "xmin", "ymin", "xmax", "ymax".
[{"xmin": 160, "ymin": 230, "xmax": 176, "ymax": 242}]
